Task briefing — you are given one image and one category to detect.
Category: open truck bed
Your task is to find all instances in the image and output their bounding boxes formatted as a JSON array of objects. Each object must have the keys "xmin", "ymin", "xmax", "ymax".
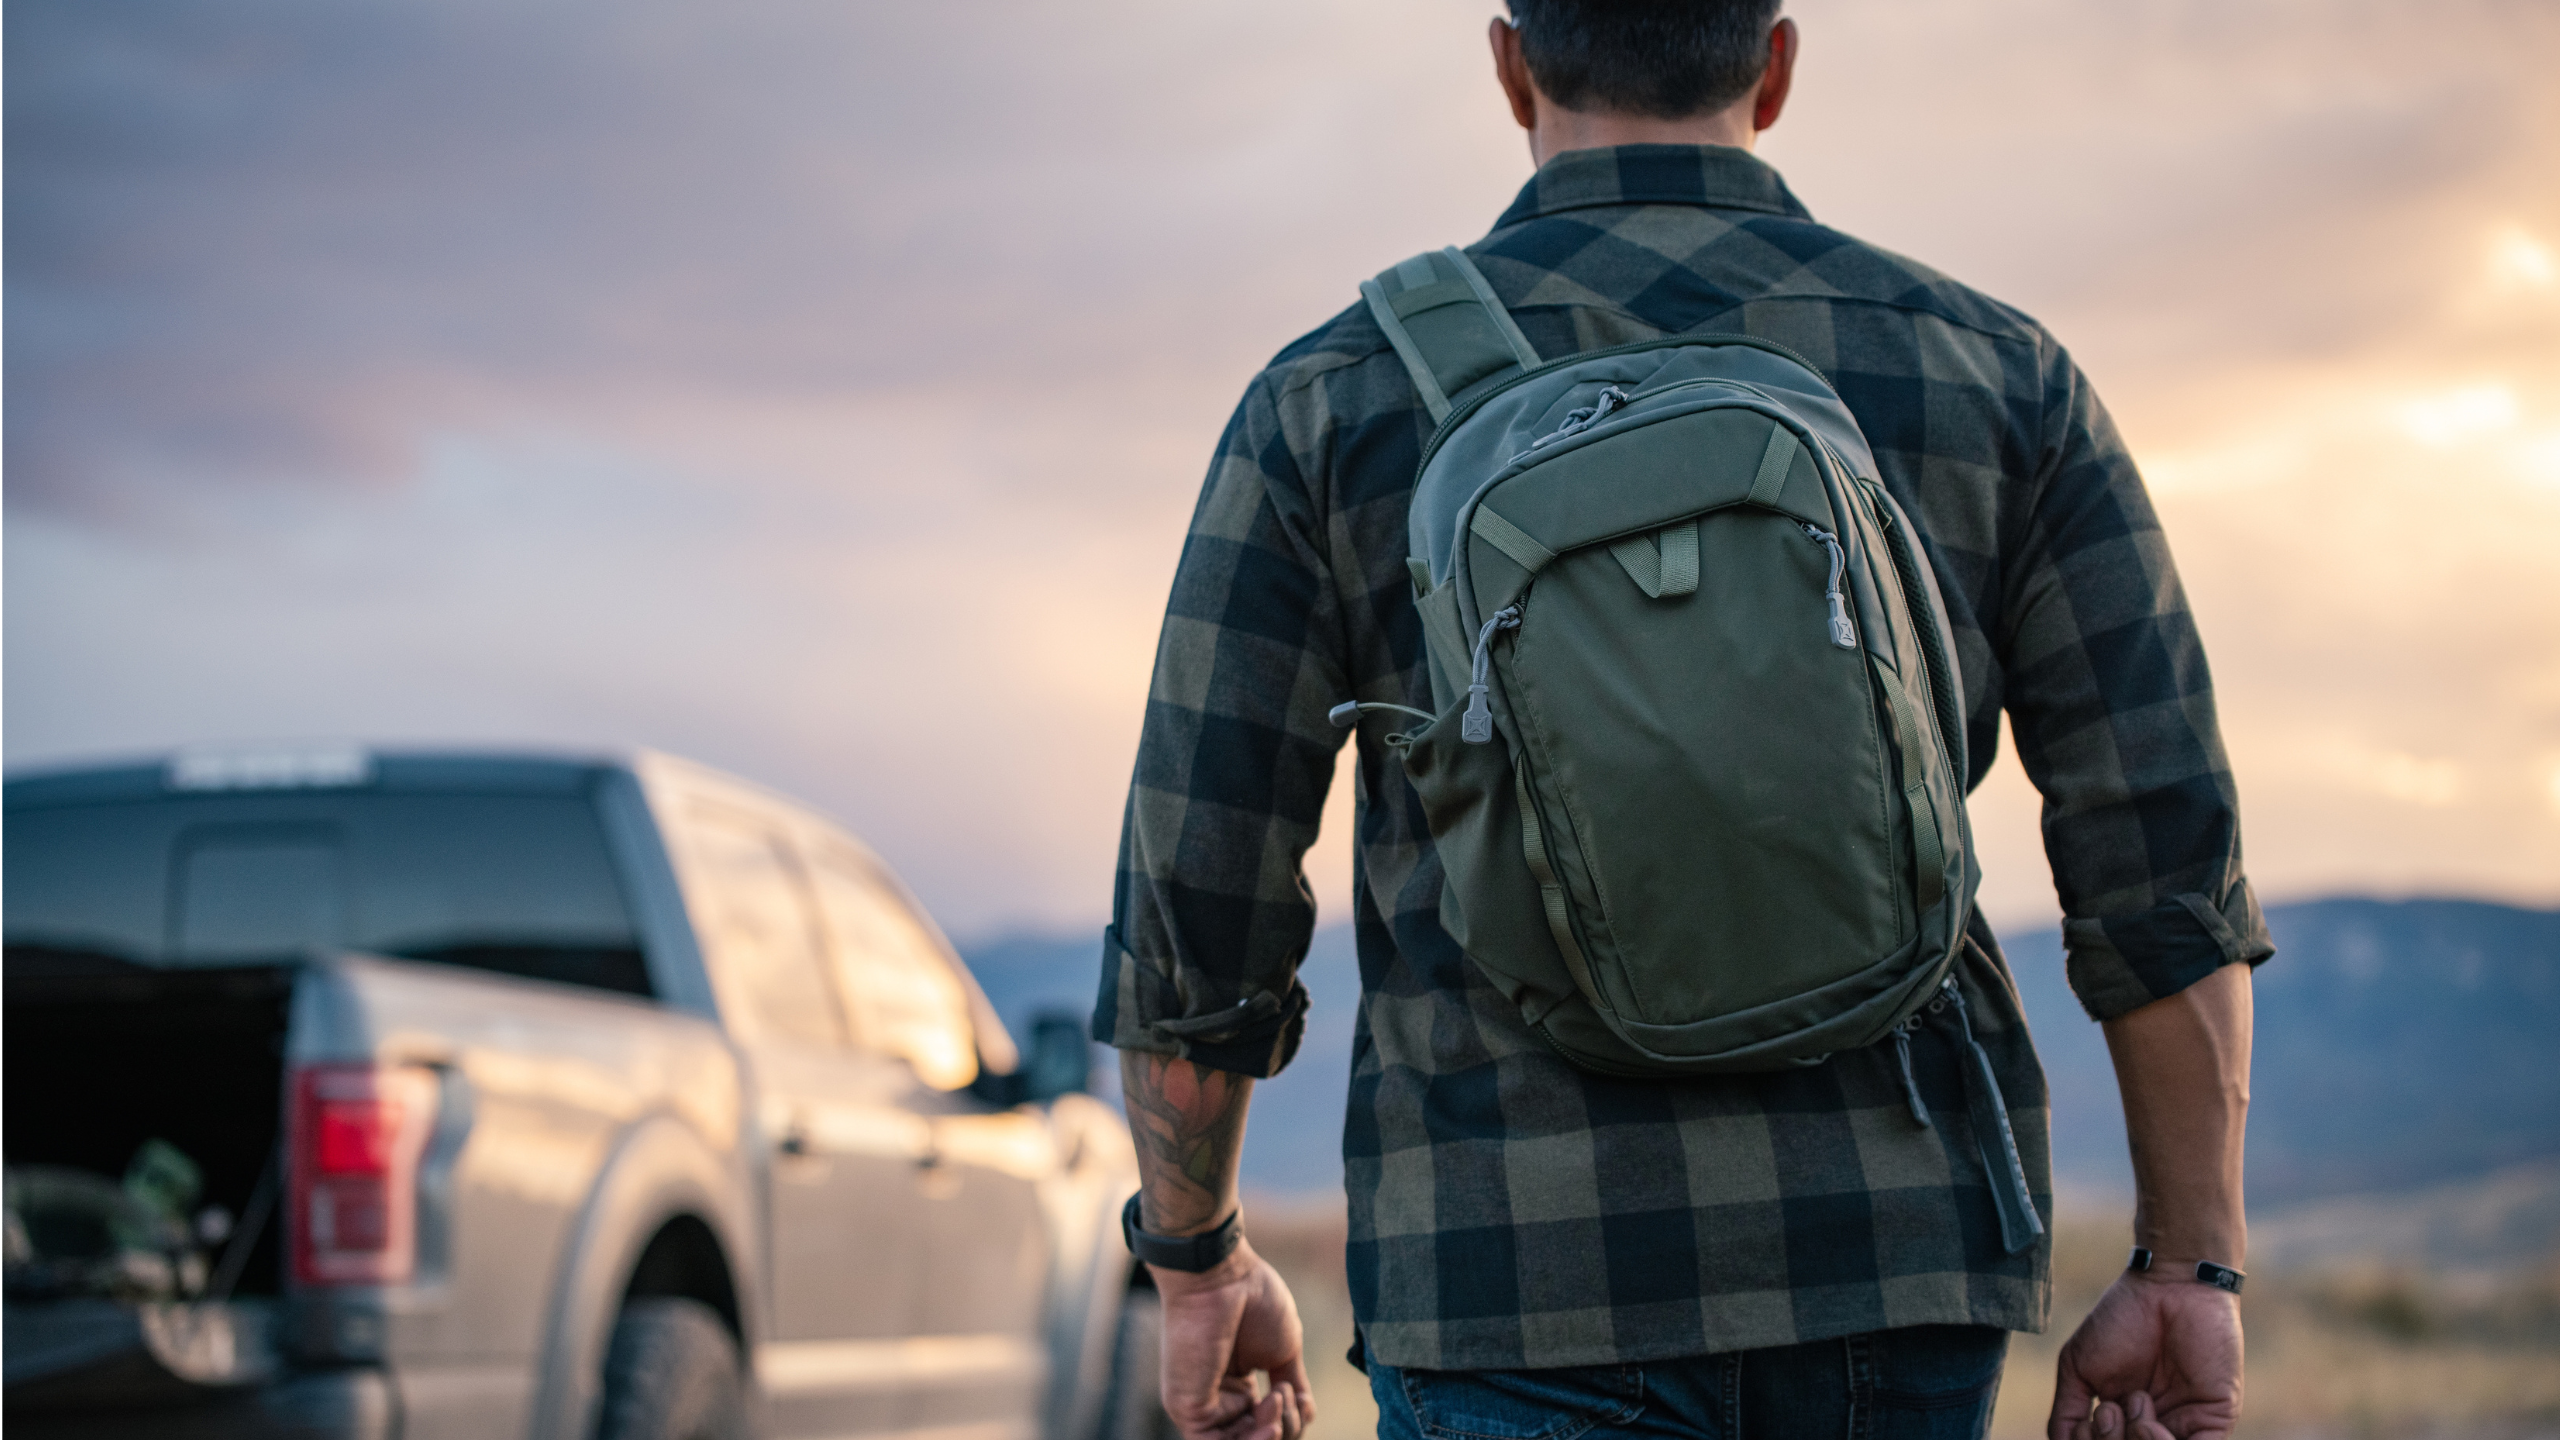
[
  {"xmin": 4, "ymin": 749, "xmax": 1147, "ymax": 1440},
  {"xmin": 5, "ymin": 960, "xmax": 356, "ymax": 1432}
]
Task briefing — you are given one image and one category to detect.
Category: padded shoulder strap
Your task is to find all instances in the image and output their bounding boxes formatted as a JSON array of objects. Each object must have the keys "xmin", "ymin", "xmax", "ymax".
[{"xmin": 1360, "ymin": 247, "xmax": 1542, "ymax": 423}]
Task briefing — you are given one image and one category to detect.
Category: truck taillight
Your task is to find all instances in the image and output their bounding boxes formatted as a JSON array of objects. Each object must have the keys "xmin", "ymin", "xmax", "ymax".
[{"xmin": 289, "ymin": 1064, "xmax": 438, "ymax": 1286}]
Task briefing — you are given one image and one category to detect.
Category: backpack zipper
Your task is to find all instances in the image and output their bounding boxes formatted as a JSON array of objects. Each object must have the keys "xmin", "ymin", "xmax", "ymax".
[
  {"xmin": 1798, "ymin": 525, "xmax": 1859, "ymax": 649},
  {"xmin": 1869, "ymin": 496, "xmax": 1962, "ymax": 785},
  {"xmin": 1461, "ymin": 604, "xmax": 1525, "ymax": 743},
  {"xmin": 1511, "ymin": 385, "xmax": 1632, "ymax": 464},
  {"xmin": 1416, "ymin": 333, "xmax": 1838, "ymax": 479}
]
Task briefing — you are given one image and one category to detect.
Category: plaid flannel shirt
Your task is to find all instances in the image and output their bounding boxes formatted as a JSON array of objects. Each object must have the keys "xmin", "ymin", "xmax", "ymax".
[{"xmin": 1095, "ymin": 145, "xmax": 2272, "ymax": 1372}]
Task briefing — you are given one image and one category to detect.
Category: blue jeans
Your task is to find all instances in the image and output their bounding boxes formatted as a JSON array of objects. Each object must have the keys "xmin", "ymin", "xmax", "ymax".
[{"xmin": 1369, "ymin": 1325, "xmax": 2007, "ymax": 1440}]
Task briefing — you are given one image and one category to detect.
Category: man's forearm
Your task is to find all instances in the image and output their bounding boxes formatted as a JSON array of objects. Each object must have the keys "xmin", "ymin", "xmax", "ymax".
[
  {"xmin": 2100, "ymin": 961, "xmax": 2253, "ymax": 1269},
  {"xmin": 1122, "ymin": 1050, "xmax": 1254, "ymax": 1235}
]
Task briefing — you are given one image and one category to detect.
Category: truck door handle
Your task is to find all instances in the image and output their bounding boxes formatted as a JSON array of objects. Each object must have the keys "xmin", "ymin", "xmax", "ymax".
[{"xmin": 913, "ymin": 1129, "xmax": 960, "ymax": 1199}]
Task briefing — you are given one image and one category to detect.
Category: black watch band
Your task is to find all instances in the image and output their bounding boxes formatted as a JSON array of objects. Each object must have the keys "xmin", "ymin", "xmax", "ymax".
[
  {"xmin": 2127, "ymin": 1246, "xmax": 2245, "ymax": 1295},
  {"xmin": 1122, "ymin": 1193, "xmax": 1243, "ymax": 1273}
]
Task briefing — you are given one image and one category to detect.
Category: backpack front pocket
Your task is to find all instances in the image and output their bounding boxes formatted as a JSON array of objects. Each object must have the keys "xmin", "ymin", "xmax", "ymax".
[{"xmin": 1498, "ymin": 504, "xmax": 1904, "ymax": 1031}]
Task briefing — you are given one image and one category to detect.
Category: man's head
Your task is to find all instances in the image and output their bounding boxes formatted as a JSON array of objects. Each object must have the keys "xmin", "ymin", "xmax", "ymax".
[{"xmin": 1491, "ymin": 1, "xmax": 1797, "ymax": 164}]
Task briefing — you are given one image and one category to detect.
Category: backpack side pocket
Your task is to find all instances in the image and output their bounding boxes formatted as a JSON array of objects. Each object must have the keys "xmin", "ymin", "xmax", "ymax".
[
  {"xmin": 1391, "ymin": 708, "xmax": 1580, "ymax": 1027},
  {"xmin": 1412, "ymin": 574, "xmax": 1475, "ymax": 716}
]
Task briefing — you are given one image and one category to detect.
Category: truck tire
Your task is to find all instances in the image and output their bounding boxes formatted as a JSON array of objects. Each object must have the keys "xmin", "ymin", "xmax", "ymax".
[
  {"xmin": 596, "ymin": 1297, "xmax": 749, "ymax": 1440},
  {"xmin": 1097, "ymin": 1287, "xmax": 1176, "ymax": 1440}
]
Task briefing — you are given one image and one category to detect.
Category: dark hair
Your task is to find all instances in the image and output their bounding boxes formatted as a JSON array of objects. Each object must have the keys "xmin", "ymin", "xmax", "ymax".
[{"xmin": 1505, "ymin": 0, "xmax": 1783, "ymax": 119}]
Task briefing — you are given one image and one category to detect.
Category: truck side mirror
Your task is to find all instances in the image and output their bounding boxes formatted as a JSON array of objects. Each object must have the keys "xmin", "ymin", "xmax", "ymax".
[{"xmin": 1022, "ymin": 1012, "xmax": 1091, "ymax": 1103}]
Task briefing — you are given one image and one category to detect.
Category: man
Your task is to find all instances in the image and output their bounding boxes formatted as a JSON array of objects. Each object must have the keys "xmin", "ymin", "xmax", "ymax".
[{"xmin": 1096, "ymin": 4, "xmax": 2270, "ymax": 1437}]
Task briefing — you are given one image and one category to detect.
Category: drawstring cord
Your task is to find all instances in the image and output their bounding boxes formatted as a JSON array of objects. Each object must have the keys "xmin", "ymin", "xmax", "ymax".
[
  {"xmin": 1943, "ymin": 978, "xmax": 2047, "ymax": 1254},
  {"xmin": 1324, "ymin": 597, "xmax": 1523, "ymax": 741},
  {"xmin": 1892, "ymin": 1022, "xmax": 1931, "ymax": 1129},
  {"xmin": 1328, "ymin": 699, "xmax": 1436, "ymax": 729},
  {"xmin": 1895, "ymin": 978, "xmax": 2045, "ymax": 1255}
]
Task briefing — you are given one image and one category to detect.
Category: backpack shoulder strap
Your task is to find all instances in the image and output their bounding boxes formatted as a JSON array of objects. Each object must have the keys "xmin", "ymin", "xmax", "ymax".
[{"xmin": 1360, "ymin": 247, "xmax": 1543, "ymax": 423}]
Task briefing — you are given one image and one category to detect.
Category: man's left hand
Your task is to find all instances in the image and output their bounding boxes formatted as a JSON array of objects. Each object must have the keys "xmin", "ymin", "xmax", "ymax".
[{"xmin": 2046, "ymin": 1271, "xmax": 2242, "ymax": 1439}]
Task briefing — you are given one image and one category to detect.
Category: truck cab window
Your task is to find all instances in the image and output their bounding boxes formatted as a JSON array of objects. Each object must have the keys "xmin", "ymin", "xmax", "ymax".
[
  {"xmin": 681, "ymin": 813, "xmax": 846, "ymax": 1050},
  {"xmin": 172, "ymin": 829, "xmax": 346, "ymax": 961},
  {"xmin": 807, "ymin": 849, "xmax": 976, "ymax": 1090},
  {"xmin": 4, "ymin": 793, "xmax": 651, "ymax": 996}
]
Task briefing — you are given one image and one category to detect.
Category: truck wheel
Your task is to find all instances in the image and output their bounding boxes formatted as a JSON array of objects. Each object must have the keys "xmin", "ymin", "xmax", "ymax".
[
  {"xmin": 1098, "ymin": 1287, "xmax": 1176, "ymax": 1440},
  {"xmin": 597, "ymin": 1297, "xmax": 749, "ymax": 1440}
]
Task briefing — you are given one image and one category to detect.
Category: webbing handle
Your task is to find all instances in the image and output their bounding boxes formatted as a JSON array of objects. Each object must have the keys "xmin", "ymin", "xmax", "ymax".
[{"xmin": 1608, "ymin": 522, "xmax": 1699, "ymax": 598}]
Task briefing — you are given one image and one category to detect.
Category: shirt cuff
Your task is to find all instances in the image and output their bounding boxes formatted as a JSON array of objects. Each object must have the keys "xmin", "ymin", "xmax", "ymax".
[
  {"xmin": 2061, "ymin": 877, "xmax": 2274, "ymax": 1022},
  {"xmin": 1088, "ymin": 925, "xmax": 1311, "ymax": 1079}
]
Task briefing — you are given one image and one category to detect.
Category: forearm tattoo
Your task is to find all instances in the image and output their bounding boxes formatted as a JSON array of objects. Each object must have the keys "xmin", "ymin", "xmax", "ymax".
[{"xmin": 1122, "ymin": 1050, "xmax": 1253, "ymax": 1234}]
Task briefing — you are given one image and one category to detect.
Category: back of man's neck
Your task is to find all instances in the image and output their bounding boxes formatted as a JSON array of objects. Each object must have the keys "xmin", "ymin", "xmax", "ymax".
[{"xmin": 1529, "ymin": 106, "xmax": 1756, "ymax": 167}]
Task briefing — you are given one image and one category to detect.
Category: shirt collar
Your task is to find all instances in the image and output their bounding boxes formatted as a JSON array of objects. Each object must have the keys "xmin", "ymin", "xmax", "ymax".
[{"xmin": 1491, "ymin": 143, "xmax": 1812, "ymax": 230}]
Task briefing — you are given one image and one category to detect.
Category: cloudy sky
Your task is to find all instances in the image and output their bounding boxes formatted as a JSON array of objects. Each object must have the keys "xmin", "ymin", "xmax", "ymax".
[{"xmin": 9, "ymin": 0, "xmax": 2558, "ymax": 943}]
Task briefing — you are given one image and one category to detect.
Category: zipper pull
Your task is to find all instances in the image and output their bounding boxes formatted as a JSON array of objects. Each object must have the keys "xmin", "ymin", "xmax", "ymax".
[
  {"xmin": 1462, "ymin": 604, "xmax": 1523, "ymax": 744},
  {"xmin": 1518, "ymin": 386, "xmax": 1633, "ymax": 461},
  {"xmin": 1892, "ymin": 1025, "xmax": 1932, "ymax": 1129},
  {"xmin": 1827, "ymin": 593, "xmax": 1857, "ymax": 649},
  {"xmin": 1800, "ymin": 524, "xmax": 1859, "ymax": 650}
]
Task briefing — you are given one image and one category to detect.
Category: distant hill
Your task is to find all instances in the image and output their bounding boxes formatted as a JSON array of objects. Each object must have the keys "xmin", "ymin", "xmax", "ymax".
[
  {"xmin": 963, "ymin": 897, "xmax": 2560, "ymax": 1205},
  {"xmin": 2247, "ymin": 1158, "xmax": 2560, "ymax": 1277},
  {"xmin": 2012, "ymin": 896, "xmax": 2560, "ymax": 1205}
]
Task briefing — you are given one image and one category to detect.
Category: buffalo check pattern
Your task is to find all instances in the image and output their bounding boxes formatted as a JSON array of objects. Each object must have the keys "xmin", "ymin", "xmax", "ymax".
[{"xmin": 1094, "ymin": 145, "xmax": 2273, "ymax": 1371}]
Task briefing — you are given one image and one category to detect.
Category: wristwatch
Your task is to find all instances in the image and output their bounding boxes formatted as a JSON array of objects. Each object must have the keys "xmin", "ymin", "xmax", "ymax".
[
  {"xmin": 2128, "ymin": 1246, "xmax": 2245, "ymax": 1295},
  {"xmin": 1122, "ymin": 1193, "xmax": 1243, "ymax": 1273}
]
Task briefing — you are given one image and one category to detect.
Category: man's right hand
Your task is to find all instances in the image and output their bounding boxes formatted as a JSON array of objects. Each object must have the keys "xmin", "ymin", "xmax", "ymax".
[
  {"xmin": 1149, "ymin": 1240, "xmax": 1314, "ymax": 1440},
  {"xmin": 1115, "ymin": 1050, "xmax": 1309, "ymax": 1439}
]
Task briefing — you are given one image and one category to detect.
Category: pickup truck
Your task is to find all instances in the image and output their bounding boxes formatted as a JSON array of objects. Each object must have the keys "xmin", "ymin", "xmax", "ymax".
[{"xmin": 3, "ymin": 748, "xmax": 1164, "ymax": 1440}]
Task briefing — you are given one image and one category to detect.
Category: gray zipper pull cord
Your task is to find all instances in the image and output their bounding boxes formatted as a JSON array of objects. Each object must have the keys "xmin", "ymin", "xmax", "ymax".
[
  {"xmin": 1461, "ymin": 604, "xmax": 1524, "ymax": 743},
  {"xmin": 1514, "ymin": 385, "xmax": 1633, "ymax": 464},
  {"xmin": 1891, "ymin": 1020, "xmax": 1932, "ymax": 1129},
  {"xmin": 1942, "ymin": 977, "xmax": 2047, "ymax": 1254},
  {"xmin": 1799, "ymin": 524, "xmax": 1859, "ymax": 649},
  {"xmin": 1328, "ymin": 700, "xmax": 1438, "ymax": 728}
]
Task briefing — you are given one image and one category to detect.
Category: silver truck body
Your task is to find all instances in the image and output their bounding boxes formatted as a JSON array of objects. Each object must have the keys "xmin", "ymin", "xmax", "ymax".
[{"xmin": 2, "ymin": 749, "xmax": 1148, "ymax": 1440}]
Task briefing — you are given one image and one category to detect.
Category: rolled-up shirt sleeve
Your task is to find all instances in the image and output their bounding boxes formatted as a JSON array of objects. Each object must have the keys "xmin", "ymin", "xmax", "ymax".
[
  {"xmin": 1091, "ymin": 372, "xmax": 1351, "ymax": 1077},
  {"xmin": 2002, "ymin": 342, "xmax": 2275, "ymax": 1021}
]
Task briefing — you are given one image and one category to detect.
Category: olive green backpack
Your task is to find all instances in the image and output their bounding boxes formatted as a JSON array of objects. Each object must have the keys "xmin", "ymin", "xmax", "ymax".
[
  {"xmin": 1336, "ymin": 247, "xmax": 1981, "ymax": 1079},
  {"xmin": 1331, "ymin": 250, "xmax": 2041, "ymax": 1250}
]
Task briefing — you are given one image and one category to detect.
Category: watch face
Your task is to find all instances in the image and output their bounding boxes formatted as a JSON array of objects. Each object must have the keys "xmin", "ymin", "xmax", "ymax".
[
  {"xmin": 2129, "ymin": 1248, "xmax": 2243, "ymax": 1293},
  {"xmin": 1122, "ymin": 1192, "xmax": 1240, "ymax": 1271},
  {"xmin": 2196, "ymin": 1262, "xmax": 2245, "ymax": 1294}
]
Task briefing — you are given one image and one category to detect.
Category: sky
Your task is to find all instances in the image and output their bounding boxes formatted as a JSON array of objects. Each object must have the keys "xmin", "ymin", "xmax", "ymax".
[{"xmin": 8, "ymin": 0, "xmax": 2558, "ymax": 943}]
